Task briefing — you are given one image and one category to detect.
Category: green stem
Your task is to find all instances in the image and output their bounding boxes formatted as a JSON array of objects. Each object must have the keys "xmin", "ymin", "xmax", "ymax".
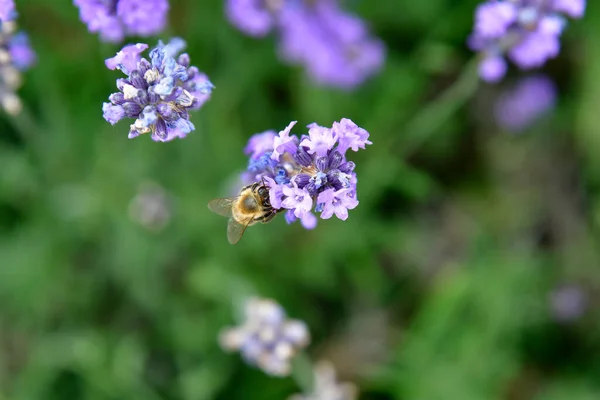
[
  {"xmin": 4, "ymin": 102, "xmax": 41, "ymax": 141},
  {"xmin": 291, "ymin": 351, "xmax": 315, "ymax": 394},
  {"xmin": 398, "ymin": 57, "xmax": 480, "ymax": 158}
]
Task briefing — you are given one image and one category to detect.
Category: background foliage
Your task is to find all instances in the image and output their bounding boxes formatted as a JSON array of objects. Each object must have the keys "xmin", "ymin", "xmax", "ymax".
[{"xmin": 1, "ymin": 0, "xmax": 600, "ymax": 399}]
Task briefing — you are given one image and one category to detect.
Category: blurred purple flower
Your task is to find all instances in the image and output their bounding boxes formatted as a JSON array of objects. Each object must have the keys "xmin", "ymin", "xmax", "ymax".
[
  {"xmin": 288, "ymin": 360, "xmax": 358, "ymax": 400},
  {"xmin": 128, "ymin": 181, "xmax": 172, "ymax": 232},
  {"xmin": 220, "ymin": 297, "xmax": 310, "ymax": 377},
  {"xmin": 245, "ymin": 130, "xmax": 277, "ymax": 160},
  {"xmin": 469, "ymin": 0, "xmax": 586, "ymax": 82},
  {"xmin": 278, "ymin": 0, "xmax": 385, "ymax": 89},
  {"xmin": 8, "ymin": 32, "xmax": 36, "ymax": 70},
  {"xmin": 495, "ymin": 75, "xmax": 556, "ymax": 132},
  {"xmin": 0, "ymin": 20, "xmax": 35, "ymax": 115},
  {"xmin": 102, "ymin": 38, "xmax": 214, "ymax": 142},
  {"xmin": 226, "ymin": 0, "xmax": 385, "ymax": 89},
  {"xmin": 241, "ymin": 118, "xmax": 370, "ymax": 229},
  {"xmin": 0, "ymin": 0, "xmax": 15, "ymax": 21},
  {"xmin": 73, "ymin": 0, "xmax": 169, "ymax": 43},
  {"xmin": 226, "ymin": 0, "xmax": 283, "ymax": 37},
  {"xmin": 549, "ymin": 284, "xmax": 587, "ymax": 322}
]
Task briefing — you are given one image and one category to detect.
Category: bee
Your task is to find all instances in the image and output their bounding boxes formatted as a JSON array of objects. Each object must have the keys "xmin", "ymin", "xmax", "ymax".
[{"xmin": 208, "ymin": 182, "xmax": 277, "ymax": 244}]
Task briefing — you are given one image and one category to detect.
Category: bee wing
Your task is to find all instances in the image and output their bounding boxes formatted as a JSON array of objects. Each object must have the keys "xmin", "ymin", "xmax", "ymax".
[
  {"xmin": 227, "ymin": 217, "xmax": 251, "ymax": 245},
  {"xmin": 207, "ymin": 197, "xmax": 236, "ymax": 217}
]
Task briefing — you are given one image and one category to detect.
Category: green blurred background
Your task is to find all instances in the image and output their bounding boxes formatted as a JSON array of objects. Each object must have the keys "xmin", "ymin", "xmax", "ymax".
[{"xmin": 2, "ymin": 0, "xmax": 600, "ymax": 399}]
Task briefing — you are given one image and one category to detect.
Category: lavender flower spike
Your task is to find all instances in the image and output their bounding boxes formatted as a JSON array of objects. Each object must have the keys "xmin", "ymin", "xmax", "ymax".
[
  {"xmin": 219, "ymin": 297, "xmax": 310, "ymax": 377},
  {"xmin": 74, "ymin": 0, "xmax": 169, "ymax": 43},
  {"xmin": 226, "ymin": 0, "xmax": 283, "ymax": 37},
  {"xmin": 241, "ymin": 118, "xmax": 371, "ymax": 229},
  {"xmin": 0, "ymin": 20, "xmax": 36, "ymax": 115},
  {"xmin": 0, "ymin": 0, "xmax": 16, "ymax": 22},
  {"xmin": 278, "ymin": 0, "xmax": 386, "ymax": 89},
  {"xmin": 226, "ymin": 0, "xmax": 385, "ymax": 89},
  {"xmin": 102, "ymin": 38, "xmax": 215, "ymax": 142},
  {"xmin": 495, "ymin": 74, "xmax": 557, "ymax": 132},
  {"xmin": 468, "ymin": 0, "xmax": 586, "ymax": 82}
]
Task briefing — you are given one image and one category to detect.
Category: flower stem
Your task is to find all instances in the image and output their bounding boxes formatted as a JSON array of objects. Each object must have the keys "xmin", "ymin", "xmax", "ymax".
[
  {"xmin": 399, "ymin": 57, "xmax": 480, "ymax": 158},
  {"xmin": 291, "ymin": 351, "xmax": 315, "ymax": 394},
  {"xmin": 4, "ymin": 102, "xmax": 41, "ymax": 141}
]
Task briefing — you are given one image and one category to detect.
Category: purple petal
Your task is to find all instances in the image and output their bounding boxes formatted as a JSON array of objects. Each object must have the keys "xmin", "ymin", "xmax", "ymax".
[
  {"xmin": 271, "ymin": 121, "xmax": 298, "ymax": 161},
  {"xmin": 474, "ymin": 2, "xmax": 517, "ymax": 39},
  {"xmin": 494, "ymin": 75, "xmax": 557, "ymax": 132},
  {"xmin": 245, "ymin": 130, "xmax": 276, "ymax": 160},
  {"xmin": 102, "ymin": 103, "xmax": 125, "ymax": 124},
  {"xmin": 509, "ymin": 31, "xmax": 560, "ymax": 69},
  {"xmin": 105, "ymin": 43, "xmax": 149, "ymax": 73},
  {"xmin": 479, "ymin": 56, "xmax": 507, "ymax": 83},
  {"xmin": 552, "ymin": 0, "xmax": 586, "ymax": 19},
  {"xmin": 0, "ymin": 0, "xmax": 16, "ymax": 21},
  {"xmin": 226, "ymin": 0, "xmax": 276, "ymax": 37}
]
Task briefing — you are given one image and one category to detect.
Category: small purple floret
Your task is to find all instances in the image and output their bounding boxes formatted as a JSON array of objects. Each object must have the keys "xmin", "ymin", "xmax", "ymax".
[
  {"xmin": 246, "ymin": 130, "xmax": 277, "ymax": 160},
  {"xmin": 0, "ymin": 20, "xmax": 36, "ymax": 115},
  {"xmin": 105, "ymin": 43, "xmax": 148, "ymax": 73},
  {"xmin": 494, "ymin": 74, "xmax": 557, "ymax": 132},
  {"xmin": 7, "ymin": 31, "xmax": 36, "ymax": 70},
  {"xmin": 272, "ymin": 121, "xmax": 298, "ymax": 161},
  {"xmin": 282, "ymin": 183, "xmax": 313, "ymax": 218},
  {"xmin": 317, "ymin": 188, "xmax": 359, "ymax": 221}
]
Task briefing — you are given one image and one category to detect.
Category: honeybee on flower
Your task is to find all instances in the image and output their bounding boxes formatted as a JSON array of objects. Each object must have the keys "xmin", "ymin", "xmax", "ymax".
[{"xmin": 209, "ymin": 118, "xmax": 371, "ymax": 242}]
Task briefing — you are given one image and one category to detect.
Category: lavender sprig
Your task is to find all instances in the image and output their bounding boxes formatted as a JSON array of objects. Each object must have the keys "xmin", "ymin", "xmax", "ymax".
[
  {"xmin": 73, "ymin": 0, "xmax": 169, "ymax": 43},
  {"xmin": 102, "ymin": 38, "xmax": 214, "ymax": 142},
  {"xmin": 468, "ymin": 0, "xmax": 586, "ymax": 82},
  {"xmin": 226, "ymin": 0, "xmax": 385, "ymax": 89},
  {"xmin": 242, "ymin": 118, "xmax": 371, "ymax": 229},
  {"xmin": 0, "ymin": 20, "xmax": 36, "ymax": 116},
  {"xmin": 220, "ymin": 297, "xmax": 310, "ymax": 377}
]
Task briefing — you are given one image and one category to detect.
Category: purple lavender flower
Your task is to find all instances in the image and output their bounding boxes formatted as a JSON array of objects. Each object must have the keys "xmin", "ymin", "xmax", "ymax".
[
  {"xmin": 0, "ymin": 20, "xmax": 36, "ymax": 115},
  {"xmin": 226, "ymin": 0, "xmax": 385, "ymax": 89},
  {"xmin": 73, "ymin": 0, "xmax": 169, "ymax": 43},
  {"xmin": 0, "ymin": 0, "xmax": 15, "ymax": 22},
  {"xmin": 281, "ymin": 182, "xmax": 313, "ymax": 218},
  {"xmin": 277, "ymin": 0, "xmax": 385, "ymax": 89},
  {"xmin": 102, "ymin": 38, "xmax": 214, "ymax": 142},
  {"xmin": 495, "ymin": 74, "xmax": 557, "ymax": 132},
  {"xmin": 317, "ymin": 188, "xmax": 358, "ymax": 221},
  {"xmin": 219, "ymin": 297, "xmax": 310, "ymax": 377},
  {"xmin": 226, "ymin": 0, "xmax": 283, "ymax": 37},
  {"xmin": 241, "ymin": 118, "xmax": 370, "ymax": 229},
  {"xmin": 469, "ymin": 0, "xmax": 586, "ymax": 82}
]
